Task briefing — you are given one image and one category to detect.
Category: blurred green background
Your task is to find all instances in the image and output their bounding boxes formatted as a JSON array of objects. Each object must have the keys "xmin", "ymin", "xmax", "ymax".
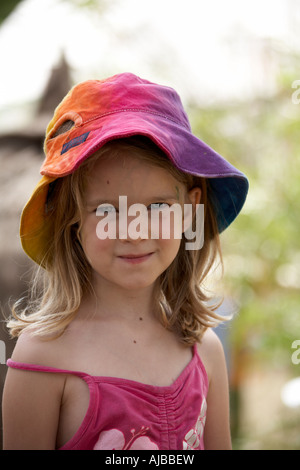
[
  {"xmin": 189, "ymin": 78, "xmax": 300, "ymax": 448},
  {"xmin": 0, "ymin": 0, "xmax": 299, "ymax": 450}
]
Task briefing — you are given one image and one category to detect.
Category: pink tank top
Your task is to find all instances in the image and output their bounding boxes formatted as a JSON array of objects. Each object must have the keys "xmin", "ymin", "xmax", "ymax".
[{"xmin": 7, "ymin": 344, "xmax": 208, "ymax": 450}]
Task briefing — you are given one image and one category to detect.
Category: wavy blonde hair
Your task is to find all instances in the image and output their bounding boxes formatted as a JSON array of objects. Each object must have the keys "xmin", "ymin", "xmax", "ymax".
[{"xmin": 8, "ymin": 136, "xmax": 225, "ymax": 344}]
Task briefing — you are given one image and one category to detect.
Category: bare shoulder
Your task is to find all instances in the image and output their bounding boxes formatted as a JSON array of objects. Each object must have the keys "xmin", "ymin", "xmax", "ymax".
[
  {"xmin": 197, "ymin": 328, "xmax": 225, "ymax": 360},
  {"xmin": 7, "ymin": 329, "xmax": 67, "ymax": 398},
  {"xmin": 3, "ymin": 331, "xmax": 66, "ymax": 449},
  {"xmin": 9, "ymin": 329, "xmax": 70, "ymax": 372},
  {"xmin": 197, "ymin": 329, "xmax": 231, "ymax": 449},
  {"xmin": 196, "ymin": 328, "xmax": 227, "ymax": 382}
]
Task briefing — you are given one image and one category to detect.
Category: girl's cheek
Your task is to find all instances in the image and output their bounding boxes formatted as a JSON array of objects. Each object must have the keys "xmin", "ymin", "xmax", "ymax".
[{"xmin": 80, "ymin": 218, "xmax": 111, "ymax": 253}]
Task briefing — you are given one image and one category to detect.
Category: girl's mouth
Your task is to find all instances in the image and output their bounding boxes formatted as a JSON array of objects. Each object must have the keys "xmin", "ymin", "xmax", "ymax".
[{"xmin": 118, "ymin": 252, "xmax": 154, "ymax": 264}]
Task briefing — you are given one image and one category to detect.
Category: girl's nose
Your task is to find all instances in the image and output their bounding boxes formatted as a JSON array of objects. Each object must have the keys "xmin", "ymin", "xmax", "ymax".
[{"xmin": 118, "ymin": 211, "xmax": 150, "ymax": 242}]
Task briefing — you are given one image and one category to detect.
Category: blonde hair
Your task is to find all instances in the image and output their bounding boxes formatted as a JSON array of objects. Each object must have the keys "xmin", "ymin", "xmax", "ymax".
[{"xmin": 8, "ymin": 136, "xmax": 225, "ymax": 344}]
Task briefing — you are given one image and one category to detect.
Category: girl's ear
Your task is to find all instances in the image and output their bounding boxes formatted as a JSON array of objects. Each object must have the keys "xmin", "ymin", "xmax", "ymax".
[
  {"xmin": 182, "ymin": 187, "xmax": 202, "ymax": 233},
  {"xmin": 187, "ymin": 187, "xmax": 202, "ymax": 207}
]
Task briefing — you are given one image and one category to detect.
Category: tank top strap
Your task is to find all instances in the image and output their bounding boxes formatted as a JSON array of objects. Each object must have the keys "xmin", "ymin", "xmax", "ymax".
[{"xmin": 6, "ymin": 359, "xmax": 92, "ymax": 383}]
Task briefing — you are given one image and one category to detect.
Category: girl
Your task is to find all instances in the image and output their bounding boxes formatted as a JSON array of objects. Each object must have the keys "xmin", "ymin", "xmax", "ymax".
[{"xmin": 2, "ymin": 73, "xmax": 248, "ymax": 450}]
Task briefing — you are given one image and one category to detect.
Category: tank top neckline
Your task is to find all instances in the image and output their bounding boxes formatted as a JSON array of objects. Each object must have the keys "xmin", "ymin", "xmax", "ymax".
[{"xmin": 7, "ymin": 343, "xmax": 208, "ymax": 393}]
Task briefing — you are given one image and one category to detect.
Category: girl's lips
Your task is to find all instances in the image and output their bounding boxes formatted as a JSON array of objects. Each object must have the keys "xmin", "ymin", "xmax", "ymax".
[{"xmin": 118, "ymin": 253, "xmax": 154, "ymax": 264}]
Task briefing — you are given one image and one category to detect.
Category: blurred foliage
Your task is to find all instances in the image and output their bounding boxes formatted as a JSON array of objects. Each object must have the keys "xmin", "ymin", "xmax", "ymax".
[
  {"xmin": 62, "ymin": 0, "xmax": 106, "ymax": 7},
  {"xmin": 60, "ymin": 0, "xmax": 110, "ymax": 11},
  {"xmin": 0, "ymin": 0, "xmax": 24, "ymax": 23},
  {"xmin": 0, "ymin": 0, "xmax": 111, "ymax": 24},
  {"xmin": 189, "ymin": 73, "xmax": 300, "ymax": 371}
]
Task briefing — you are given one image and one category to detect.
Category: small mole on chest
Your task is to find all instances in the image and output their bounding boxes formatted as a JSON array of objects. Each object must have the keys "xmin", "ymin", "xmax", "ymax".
[{"xmin": 133, "ymin": 318, "xmax": 143, "ymax": 343}]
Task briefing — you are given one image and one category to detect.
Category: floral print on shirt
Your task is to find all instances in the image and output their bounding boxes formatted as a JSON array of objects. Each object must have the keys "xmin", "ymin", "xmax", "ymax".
[
  {"xmin": 93, "ymin": 426, "xmax": 159, "ymax": 450},
  {"xmin": 183, "ymin": 397, "xmax": 207, "ymax": 449},
  {"xmin": 93, "ymin": 397, "xmax": 207, "ymax": 450}
]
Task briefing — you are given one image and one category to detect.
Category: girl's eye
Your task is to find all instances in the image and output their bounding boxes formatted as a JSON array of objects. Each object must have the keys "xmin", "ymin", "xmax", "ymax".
[
  {"xmin": 150, "ymin": 202, "xmax": 170, "ymax": 210},
  {"xmin": 96, "ymin": 204, "xmax": 116, "ymax": 216}
]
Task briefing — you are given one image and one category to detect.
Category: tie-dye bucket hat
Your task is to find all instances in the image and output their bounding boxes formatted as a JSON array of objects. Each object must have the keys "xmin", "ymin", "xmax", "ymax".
[{"xmin": 20, "ymin": 72, "xmax": 248, "ymax": 265}]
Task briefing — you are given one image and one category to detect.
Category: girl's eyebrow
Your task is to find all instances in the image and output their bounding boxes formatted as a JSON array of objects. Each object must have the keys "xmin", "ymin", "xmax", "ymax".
[
  {"xmin": 146, "ymin": 194, "xmax": 180, "ymax": 203},
  {"xmin": 85, "ymin": 198, "xmax": 120, "ymax": 208},
  {"xmin": 85, "ymin": 194, "xmax": 179, "ymax": 207}
]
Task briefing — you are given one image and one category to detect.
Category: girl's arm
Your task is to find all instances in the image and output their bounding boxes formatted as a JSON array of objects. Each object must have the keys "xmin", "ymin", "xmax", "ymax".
[
  {"xmin": 2, "ymin": 334, "xmax": 65, "ymax": 450},
  {"xmin": 198, "ymin": 328, "xmax": 232, "ymax": 450}
]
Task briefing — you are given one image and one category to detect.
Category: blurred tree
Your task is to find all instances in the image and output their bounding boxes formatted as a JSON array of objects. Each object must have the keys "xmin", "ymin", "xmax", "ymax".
[
  {"xmin": 62, "ymin": 0, "xmax": 107, "ymax": 6},
  {"xmin": 0, "ymin": 0, "xmax": 24, "ymax": 23},
  {"xmin": 0, "ymin": 0, "xmax": 111, "ymax": 25},
  {"xmin": 189, "ymin": 71, "xmax": 300, "ymax": 446},
  {"xmin": 60, "ymin": 0, "xmax": 110, "ymax": 14},
  {"xmin": 189, "ymin": 74, "xmax": 300, "ymax": 367}
]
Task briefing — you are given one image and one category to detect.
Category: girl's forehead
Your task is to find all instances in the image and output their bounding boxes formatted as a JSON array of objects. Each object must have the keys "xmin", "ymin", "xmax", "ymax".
[
  {"xmin": 83, "ymin": 152, "xmax": 185, "ymax": 203},
  {"xmin": 86, "ymin": 151, "xmax": 180, "ymax": 185}
]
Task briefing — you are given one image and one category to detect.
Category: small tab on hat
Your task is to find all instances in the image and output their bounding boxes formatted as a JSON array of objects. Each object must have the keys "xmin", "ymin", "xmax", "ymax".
[{"xmin": 61, "ymin": 131, "xmax": 90, "ymax": 155}]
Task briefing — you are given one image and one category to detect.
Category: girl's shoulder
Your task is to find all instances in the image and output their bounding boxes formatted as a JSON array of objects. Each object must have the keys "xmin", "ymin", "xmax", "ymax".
[
  {"xmin": 4, "ymin": 331, "xmax": 68, "ymax": 449},
  {"xmin": 196, "ymin": 328, "xmax": 227, "ymax": 383},
  {"xmin": 10, "ymin": 329, "xmax": 67, "ymax": 368},
  {"xmin": 10, "ymin": 316, "xmax": 90, "ymax": 371}
]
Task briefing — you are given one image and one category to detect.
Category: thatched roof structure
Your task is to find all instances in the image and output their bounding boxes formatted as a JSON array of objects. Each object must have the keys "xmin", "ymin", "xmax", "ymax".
[
  {"xmin": 0, "ymin": 56, "xmax": 72, "ymax": 444},
  {"xmin": 0, "ymin": 54, "xmax": 71, "ymax": 257}
]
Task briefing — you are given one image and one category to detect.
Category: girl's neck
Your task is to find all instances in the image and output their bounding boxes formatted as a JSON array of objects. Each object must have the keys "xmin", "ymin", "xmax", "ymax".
[{"xmin": 82, "ymin": 278, "xmax": 158, "ymax": 323}]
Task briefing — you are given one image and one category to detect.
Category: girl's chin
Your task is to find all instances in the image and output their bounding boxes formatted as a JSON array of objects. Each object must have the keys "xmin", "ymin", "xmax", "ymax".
[{"xmin": 91, "ymin": 274, "xmax": 157, "ymax": 293}]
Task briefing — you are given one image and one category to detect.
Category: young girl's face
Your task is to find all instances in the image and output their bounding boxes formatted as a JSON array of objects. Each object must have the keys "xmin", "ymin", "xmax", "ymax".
[{"xmin": 79, "ymin": 149, "xmax": 200, "ymax": 293}]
